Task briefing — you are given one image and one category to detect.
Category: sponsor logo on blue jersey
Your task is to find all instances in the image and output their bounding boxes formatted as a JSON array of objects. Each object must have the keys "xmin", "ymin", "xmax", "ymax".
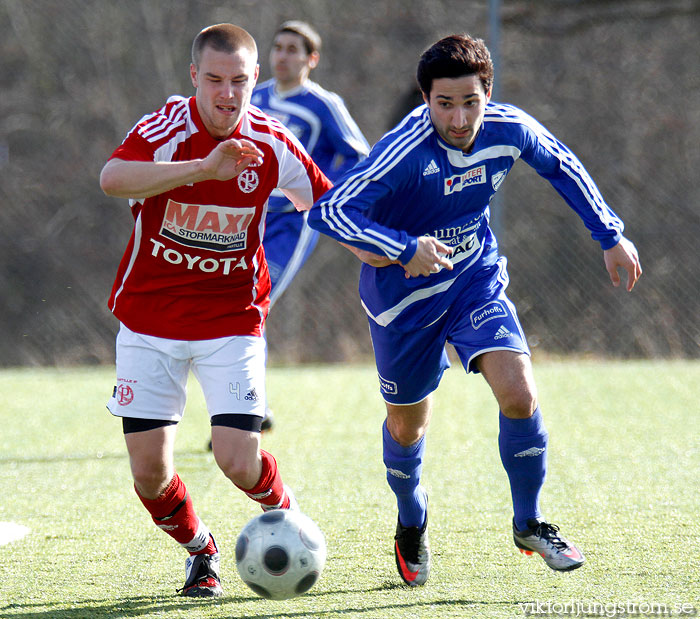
[
  {"xmin": 378, "ymin": 373, "xmax": 398, "ymax": 395},
  {"xmin": 444, "ymin": 165, "xmax": 486, "ymax": 195},
  {"xmin": 470, "ymin": 301, "xmax": 508, "ymax": 330},
  {"xmin": 431, "ymin": 216, "xmax": 483, "ymax": 266}
]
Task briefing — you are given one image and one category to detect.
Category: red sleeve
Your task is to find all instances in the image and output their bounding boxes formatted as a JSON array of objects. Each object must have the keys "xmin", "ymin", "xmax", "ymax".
[
  {"xmin": 307, "ymin": 158, "xmax": 333, "ymax": 202},
  {"xmin": 108, "ymin": 97, "xmax": 191, "ymax": 162},
  {"xmin": 109, "ymin": 126, "xmax": 158, "ymax": 162}
]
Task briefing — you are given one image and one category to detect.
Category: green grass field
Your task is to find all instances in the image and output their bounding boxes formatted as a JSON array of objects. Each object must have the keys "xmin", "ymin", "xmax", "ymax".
[{"xmin": 0, "ymin": 361, "xmax": 698, "ymax": 618}]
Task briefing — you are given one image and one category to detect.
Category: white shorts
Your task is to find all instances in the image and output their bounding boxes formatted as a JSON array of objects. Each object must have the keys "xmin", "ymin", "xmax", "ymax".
[{"xmin": 106, "ymin": 324, "xmax": 266, "ymax": 422}]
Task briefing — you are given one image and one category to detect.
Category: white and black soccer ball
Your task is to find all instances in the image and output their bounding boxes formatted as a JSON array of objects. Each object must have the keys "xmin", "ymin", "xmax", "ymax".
[{"xmin": 235, "ymin": 509, "xmax": 326, "ymax": 600}]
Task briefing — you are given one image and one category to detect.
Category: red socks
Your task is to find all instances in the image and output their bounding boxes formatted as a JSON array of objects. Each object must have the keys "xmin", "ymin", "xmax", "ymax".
[
  {"xmin": 237, "ymin": 450, "xmax": 289, "ymax": 510},
  {"xmin": 135, "ymin": 473, "xmax": 216, "ymax": 555},
  {"xmin": 136, "ymin": 453, "xmax": 287, "ymax": 555}
]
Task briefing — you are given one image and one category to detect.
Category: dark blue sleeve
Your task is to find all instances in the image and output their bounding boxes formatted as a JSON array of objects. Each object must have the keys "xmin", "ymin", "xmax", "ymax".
[
  {"xmin": 518, "ymin": 113, "xmax": 624, "ymax": 250},
  {"xmin": 307, "ymin": 144, "xmax": 418, "ymax": 263}
]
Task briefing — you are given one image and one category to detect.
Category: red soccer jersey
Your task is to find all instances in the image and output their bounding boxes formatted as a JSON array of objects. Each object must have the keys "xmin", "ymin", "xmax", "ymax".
[{"xmin": 107, "ymin": 96, "xmax": 332, "ymax": 340}]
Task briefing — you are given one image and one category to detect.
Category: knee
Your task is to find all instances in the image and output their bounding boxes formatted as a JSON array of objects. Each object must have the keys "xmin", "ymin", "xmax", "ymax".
[
  {"xmin": 499, "ymin": 384, "xmax": 537, "ymax": 419},
  {"xmin": 218, "ymin": 454, "xmax": 261, "ymax": 489},
  {"xmin": 211, "ymin": 427, "xmax": 261, "ymax": 488},
  {"xmin": 387, "ymin": 416, "xmax": 427, "ymax": 447},
  {"xmin": 386, "ymin": 399, "xmax": 432, "ymax": 447},
  {"xmin": 131, "ymin": 462, "xmax": 171, "ymax": 499}
]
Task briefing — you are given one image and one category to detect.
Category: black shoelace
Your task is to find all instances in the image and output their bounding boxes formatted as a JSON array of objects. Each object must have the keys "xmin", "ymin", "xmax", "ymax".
[{"xmin": 533, "ymin": 522, "xmax": 568, "ymax": 551}]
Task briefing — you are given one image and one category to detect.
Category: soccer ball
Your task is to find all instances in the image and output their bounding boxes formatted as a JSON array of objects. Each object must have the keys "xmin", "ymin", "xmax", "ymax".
[{"xmin": 235, "ymin": 509, "xmax": 326, "ymax": 600}]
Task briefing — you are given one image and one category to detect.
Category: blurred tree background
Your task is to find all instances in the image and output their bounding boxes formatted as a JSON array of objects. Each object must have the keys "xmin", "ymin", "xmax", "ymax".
[{"xmin": 1, "ymin": 0, "xmax": 698, "ymax": 366}]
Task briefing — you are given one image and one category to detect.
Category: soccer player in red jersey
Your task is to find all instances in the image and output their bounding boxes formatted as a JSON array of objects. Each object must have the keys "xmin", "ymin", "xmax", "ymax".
[{"xmin": 100, "ymin": 23, "xmax": 331, "ymax": 597}]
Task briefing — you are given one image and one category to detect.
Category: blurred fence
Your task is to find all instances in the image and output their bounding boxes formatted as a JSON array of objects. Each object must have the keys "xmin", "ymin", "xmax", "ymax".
[{"xmin": 0, "ymin": 0, "xmax": 698, "ymax": 366}]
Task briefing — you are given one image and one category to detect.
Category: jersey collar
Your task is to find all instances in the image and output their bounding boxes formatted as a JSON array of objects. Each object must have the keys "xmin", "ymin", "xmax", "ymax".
[
  {"xmin": 434, "ymin": 124, "xmax": 485, "ymax": 168},
  {"xmin": 189, "ymin": 95, "xmax": 244, "ymax": 141}
]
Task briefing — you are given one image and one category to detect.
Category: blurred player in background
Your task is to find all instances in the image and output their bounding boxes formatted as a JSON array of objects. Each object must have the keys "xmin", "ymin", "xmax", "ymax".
[
  {"xmin": 100, "ymin": 23, "xmax": 331, "ymax": 597},
  {"xmin": 251, "ymin": 20, "xmax": 369, "ymax": 428},
  {"xmin": 309, "ymin": 33, "xmax": 641, "ymax": 586}
]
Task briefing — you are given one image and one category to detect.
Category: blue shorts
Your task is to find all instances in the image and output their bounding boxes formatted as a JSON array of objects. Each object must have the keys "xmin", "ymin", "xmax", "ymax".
[
  {"xmin": 264, "ymin": 210, "xmax": 319, "ymax": 306},
  {"xmin": 369, "ymin": 259, "xmax": 530, "ymax": 405}
]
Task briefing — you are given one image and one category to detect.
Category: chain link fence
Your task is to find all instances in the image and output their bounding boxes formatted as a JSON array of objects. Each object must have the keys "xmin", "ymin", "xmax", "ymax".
[{"xmin": 1, "ymin": 0, "xmax": 698, "ymax": 366}]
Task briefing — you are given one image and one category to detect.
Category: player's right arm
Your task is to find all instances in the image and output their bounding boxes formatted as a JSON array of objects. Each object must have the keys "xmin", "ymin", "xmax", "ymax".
[
  {"xmin": 340, "ymin": 243, "xmax": 396, "ymax": 267},
  {"xmin": 309, "ymin": 158, "xmax": 452, "ymax": 276},
  {"xmin": 340, "ymin": 239, "xmax": 453, "ymax": 277},
  {"xmin": 402, "ymin": 237, "xmax": 453, "ymax": 278},
  {"xmin": 309, "ymin": 170, "xmax": 416, "ymax": 264},
  {"xmin": 100, "ymin": 138, "xmax": 264, "ymax": 199}
]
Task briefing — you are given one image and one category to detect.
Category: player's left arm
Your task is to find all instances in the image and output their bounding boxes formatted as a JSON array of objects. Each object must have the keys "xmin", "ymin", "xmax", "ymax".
[
  {"xmin": 277, "ymin": 150, "xmax": 332, "ymax": 211},
  {"xmin": 516, "ymin": 110, "xmax": 641, "ymax": 290},
  {"xmin": 508, "ymin": 106, "xmax": 618, "ymax": 239},
  {"xmin": 603, "ymin": 236, "xmax": 642, "ymax": 291}
]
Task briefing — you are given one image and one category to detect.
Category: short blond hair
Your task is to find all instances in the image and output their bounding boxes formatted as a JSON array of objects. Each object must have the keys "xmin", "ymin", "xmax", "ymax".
[{"xmin": 192, "ymin": 23, "xmax": 257, "ymax": 67}]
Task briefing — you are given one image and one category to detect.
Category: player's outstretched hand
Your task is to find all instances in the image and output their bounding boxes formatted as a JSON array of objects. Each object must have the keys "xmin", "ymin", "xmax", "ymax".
[
  {"xmin": 202, "ymin": 138, "xmax": 264, "ymax": 181},
  {"xmin": 403, "ymin": 236, "xmax": 453, "ymax": 278},
  {"xmin": 603, "ymin": 236, "xmax": 642, "ymax": 291}
]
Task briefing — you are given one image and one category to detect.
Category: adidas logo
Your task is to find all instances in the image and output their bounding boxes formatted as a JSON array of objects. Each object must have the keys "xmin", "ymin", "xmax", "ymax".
[
  {"xmin": 494, "ymin": 325, "xmax": 512, "ymax": 340},
  {"xmin": 244, "ymin": 388, "xmax": 259, "ymax": 401},
  {"xmin": 423, "ymin": 159, "xmax": 440, "ymax": 176},
  {"xmin": 514, "ymin": 447, "xmax": 546, "ymax": 458}
]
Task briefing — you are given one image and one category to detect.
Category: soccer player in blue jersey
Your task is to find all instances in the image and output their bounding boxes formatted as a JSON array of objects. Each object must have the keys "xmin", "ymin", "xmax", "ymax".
[
  {"xmin": 251, "ymin": 21, "xmax": 369, "ymax": 428},
  {"xmin": 254, "ymin": 21, "xmax": 368, "ymax": 300},
  {"xmin": 308, "ymin": 34, "xmax": 641, "ymax": 585}
]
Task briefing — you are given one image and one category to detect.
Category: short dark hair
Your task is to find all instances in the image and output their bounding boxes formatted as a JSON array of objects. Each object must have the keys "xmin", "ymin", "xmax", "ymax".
[
  {"xmin": 275, "ymin": 20, "xmax": 322, "ymax": 55},
  {"xmin": 191, "ymin": 23, "xmax": 257, "ymax": 67},
  {"xmin": 417, "ymin": 34, "xmax": 494, "ymax": 96}
]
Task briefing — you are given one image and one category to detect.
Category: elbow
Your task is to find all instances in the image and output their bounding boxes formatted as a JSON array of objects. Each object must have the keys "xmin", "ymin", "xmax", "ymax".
[
  {"xmin": 99, "ymin": 167, "xmax": 121, "ymax": 197},
  {"xmin": 99, "ymin": 161, "xmax": 127, "ymax": 197},
  {"xmin": 99, "ymin": 165, "xmax": 117, "ymax": 196}
]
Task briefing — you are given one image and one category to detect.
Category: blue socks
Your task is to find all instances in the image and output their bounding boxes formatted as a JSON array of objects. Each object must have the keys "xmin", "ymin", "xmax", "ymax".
[
  {"xmin": 498, "ymin": 407, "xmax": 548, "ymax": 531},
  {"xmin": 382, "ymin": 420, "xmax": 427, "ymax": 528},
  {"xmin": 382, "ymin": 408, "xmax": 548, "ymax": 532}
]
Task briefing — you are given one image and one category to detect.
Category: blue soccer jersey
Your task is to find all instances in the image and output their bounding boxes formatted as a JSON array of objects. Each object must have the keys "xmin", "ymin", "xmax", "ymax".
[
  {"xmin": 308, "ymin": 102, "xmax": 624, "ymax": 331},
  {"xmin": 252, "ymin": 79, "xmax": 370, "ymax": 212}
]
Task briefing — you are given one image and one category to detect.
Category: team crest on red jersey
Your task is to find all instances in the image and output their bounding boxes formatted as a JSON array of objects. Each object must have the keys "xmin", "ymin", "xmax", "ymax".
[
  {"xmin": 160, "ymin": 200, "xmax": 255, "ymax": 252},
  {"xmin": 237, "ymin": 169, "xmax": 259, "ymax": 193}
]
